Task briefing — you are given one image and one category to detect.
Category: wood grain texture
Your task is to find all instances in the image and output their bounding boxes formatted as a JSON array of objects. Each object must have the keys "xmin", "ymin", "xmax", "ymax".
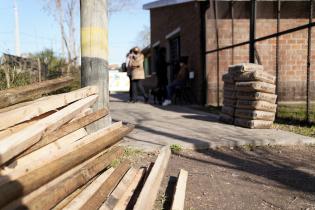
[
  {"xmin": 0, "ymin": 86, "xmax": 98, "ymax": 131},
  {"xmin": 63, "ymin": 168, "xmax": 115, "ymax": 210},
  {"xmin": 0, "ymin": 95, "xmax": 98, "ymax": 166},
  {"xmin": 80, "ymin": 161, "xmax": 130, "ymax": 210},
  {"xmin": 0, "ymin": 76, "xmax": 74, "ymax": 109},
  {"xmin": 0, "ymin": 123, "xmax": 133, "ymax": 207},
  {"xmin": 133, "ymin": 146, "xmax": 171, "ymax": 210},
  {"xmin": 2, "ymin": 148, "xmax": 112, "ymax": 210},
  {"xmin": 17, "ymin": 108, "xmax": 108, "ymax": 158},
  {"xmin": 4, "ymin": 147, "xmax": 124, "ymax": 210},
  {"xmin": 0, "ymin": 128, "xmax": 87, "ymax": 185},
  {"xmin": 171, "ymin": 169, "xmax": 188, "ymax": 210}
]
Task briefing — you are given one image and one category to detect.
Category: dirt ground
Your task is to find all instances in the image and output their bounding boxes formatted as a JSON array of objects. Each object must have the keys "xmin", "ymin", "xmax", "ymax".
[{"xmin": 133, "ymin": 145, "xmax": 315, "ymax": 210}]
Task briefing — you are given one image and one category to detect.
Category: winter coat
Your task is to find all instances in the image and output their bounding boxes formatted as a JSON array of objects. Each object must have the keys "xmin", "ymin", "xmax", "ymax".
[{"xmin": 130, "ymin": 53, "xmax": 145, "ymax": 80}]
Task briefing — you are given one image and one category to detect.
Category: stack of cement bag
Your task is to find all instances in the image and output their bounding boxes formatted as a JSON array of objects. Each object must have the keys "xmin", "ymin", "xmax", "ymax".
[
  {"xmin": 220, "ymin": 73, "xmax": 237, "ymax": 124},
  {"xmin": 221, "ymin": 63, "xmax": 278, "ymax": 129}
]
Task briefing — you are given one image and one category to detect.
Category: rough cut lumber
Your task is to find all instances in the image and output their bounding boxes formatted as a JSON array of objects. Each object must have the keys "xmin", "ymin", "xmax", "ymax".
[
  {"xmin": 134, "ymin": 146, "xmax": 171, "ymax": 210},
  {"xmin": 17, "ymin": 108, "xmax": 108, "ymax": 158},
  {"xmin": 0, "ymin": 86, "xmax": 98, "ymax": 131},
  {"xmin": 0, "ymin": 124, "xmax": 133, "ymax": 207},
  {"xmin": 63, "ymin": 168, "xmax": 115, "ymax": 210},
  {"xmin": 81, "ymin": 161, "xmax": 131, "ymax": 210},
  {"xmin": 1, "ymin": 121, "xmax": 119, "ymax": 179},
  {"xmin": 99, "ymin": 168, "xmax": 138, "ymax": 210},
  {"xmin": 52, "ymin": 178, "xmax": 95, "ymax": 210},
  {"xmin": 69, "ymin": 108, "xmax": 93, "ymax": 123},
  {"xmin": 171, "ymin": 169, "xmax": 188, "ymax": 210},
  {"xmin": 0, "ymin": 128, "xmax": 87, "ymax": 184},
  {"xmin": 112, "ymin": 168, "xmax": 146, "ymax": 210},
  {"xmin": 0, "ymin": 95, "xmax": 98, "ymax": 166},
  {"xmin": 100, "ymin": 168, "xmax": 145, "ymax": 210},
  {"xmin": 2, "ymin": 148, "xmax": 124, "ymax": 210},
  {"xmin": 0, "ymin": 76, "xmax": 74, "ymax": 109},
  {"xmin": 3, "ymin": 149, "xmax": 112, "ymax": 210},
  {"xmin": 0, "ymin": 110, "xmax": 56, "ymax": 141}
]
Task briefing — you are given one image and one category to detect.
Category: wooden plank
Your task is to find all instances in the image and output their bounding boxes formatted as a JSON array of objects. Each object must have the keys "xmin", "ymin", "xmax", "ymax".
[
  {"xmin": 69, "ymin": 108, "xmax": 93, "ymax": 123},
  {"xmin": 0, "ymin": 95, "xmax": 98, "ymax": 166},
  {"xmin": 2, "ymin": 148, "xmax": 110, "ymax": 210},
  {"xmin": 0, "ymin": 76, "xmax": 74, "ymax": 109},
  {"xmin": 17, "ymin": 108, "xmax": 108, "ymax": 158},
  {"xmin": 81, "ymin": 161, "xmax": 131, "ymax": 210},
  {"xmin": 133, "ymin": 146, "xmax": 171, "ymax": 210},
  {"xmin": 0, "ymin": 110, "xmax": 56, "ymax": 140},
  {"xmin": 100, "ymin": 168, "xmax": 145, "ymax": 210},
  {"xmin": 99, "ymin": 168, "xmax": 138, "ymax": 210},
  {"xmin": 0, "ymin": 124, "xmax": 133, "ymax": 207},
  {"xmin": 0, "ymin": 86, "xmax": 98, "ymax": 131},
  {"xmin": 52, "ymin": 175, "xmax": 99, "ymax": 210},
  {"xmin": 52, "ymin": 181, "xmax": 92, "ymax": 210},
  {"xmin": 0, "ymin": 122, "xmax": 121, "ymax": 184},
  {"xmin": 2, "ymin": 148, "xmax": 124, "ymax": 210},
  {"xmin": 171, "ymin": 169, "xmax": 188, "ymax": 210},
  {"xmin": 0, "ymin": 128, "xmax": 87, "ymax": 184},
  {"xmin": 63, "ymin": 168, "xmax": 115, "ymax": 210},
  {"xmin": 112, "ymin": 168, "xmax": 146, "ymax": 210}
]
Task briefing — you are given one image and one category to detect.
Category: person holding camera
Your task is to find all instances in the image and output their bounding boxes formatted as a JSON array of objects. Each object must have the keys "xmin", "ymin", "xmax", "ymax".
[{"xmin": 128, "ymin": 47, "xmax": 148, "ymax": 103}]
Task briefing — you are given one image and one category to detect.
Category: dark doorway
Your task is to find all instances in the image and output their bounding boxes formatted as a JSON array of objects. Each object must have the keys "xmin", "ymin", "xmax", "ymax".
[{"xmin": 169, "ymin": 36, "xmax": 181, "ymax": 82}]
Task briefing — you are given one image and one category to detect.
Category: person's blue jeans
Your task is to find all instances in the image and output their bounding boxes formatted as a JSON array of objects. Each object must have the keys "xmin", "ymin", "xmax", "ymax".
[{"xmin": 166, "ymin": 80, "xmax": 184, "ymax": 100}]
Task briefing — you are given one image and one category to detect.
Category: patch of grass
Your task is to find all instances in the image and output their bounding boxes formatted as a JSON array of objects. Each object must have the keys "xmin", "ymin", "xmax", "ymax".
[
  {"xmin": 170, "ymin": 144, "xmax": 183, "ymax": 153},
  {"xmin": 273, "ymin": 123, "xmax": 315, "ymax": 138},
  {"xmin": 277, "ymin": 104, "xmax": 315, "ymax": 122},
  {"xmin": 109, "ymin": 147, "xmax": 143, "ymax": 168},
  {"xmin": 157, "ymin": 194, "xmax": 168, "ymax": 210},
  {"xmin": 243, "ymin": 144, "xmax": 255, "ymax": 151},
  {"xmin": 123, "ymin": 147, "xmax": 143, "ymax": 158}
]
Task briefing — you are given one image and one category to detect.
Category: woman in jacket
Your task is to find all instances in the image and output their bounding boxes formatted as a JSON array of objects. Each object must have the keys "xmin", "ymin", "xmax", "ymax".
[{"xmin": 129, "ymin": 47, "xmax": 148, "ymax": 103}]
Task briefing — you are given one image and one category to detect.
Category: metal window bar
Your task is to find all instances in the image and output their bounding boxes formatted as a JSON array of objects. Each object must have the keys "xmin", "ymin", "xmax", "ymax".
[
  {"xmin": 205, "ymin": 21, "xmax": 315, "ymax": 54},
  {"xmin": 205, "ymin": 1, "xmax": 314, "ymax": 122},
  {"xmin": 306, "ymin": 0, "xmax": 313, "ymax": 123}
]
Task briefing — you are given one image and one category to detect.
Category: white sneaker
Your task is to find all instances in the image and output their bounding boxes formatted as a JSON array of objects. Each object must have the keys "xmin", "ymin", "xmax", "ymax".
[{"xmin": 162, "ymin": 99, "xmax": 172, "ymax": 106}]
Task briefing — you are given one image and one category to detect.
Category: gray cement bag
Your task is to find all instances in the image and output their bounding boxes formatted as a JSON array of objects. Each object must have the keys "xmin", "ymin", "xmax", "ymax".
[
  {"xmin": 224, "ymin": 83, "xmax": 235, "ymax": 91},
  {"xmin": 236, "ymin": 81, "xmax": 276, "ymax": 94},
  {"xmin": 228, "ymin": 63, "xmax": 264, "ymax": 75},
  {"xmin": 222, "ymin": 73, "xmax": 235, "ymax": 83},
  {"xmin": 220, "ymin": 113, "xmax": 234, "ymax": 124},
  {"xmin": 236, "ymin": 71, "xmax": 276, "ymax": 84},
  {"xmin": 235, "ymin": 109, "xmax": 275, "ymax": 121},
  {"xmin": 221, "ymin": 106, "xmax": 235, "ymax": 116},
  {"xmin": 224, "ymin": 90, "xmax": 236, "ymax": 99},
  {"xmin": 223, "ymin": 98, "xmax": 236, "ymax": 107},
  {"xmin": 236, "ymin": 91, "xmax": 277, "ymax": 104},
  {"xmin": 237, "ymin": 100, "xmax": 277, "ymax": 112},
  {"xmin": 234, "ymin": 118, "xmax": 273, "ymax": 129}
]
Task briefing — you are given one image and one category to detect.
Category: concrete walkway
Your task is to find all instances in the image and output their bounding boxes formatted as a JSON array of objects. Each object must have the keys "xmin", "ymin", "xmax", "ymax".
[{"xmin": 110, "ymin": 94, "xmax": 315, "ymax": 152}]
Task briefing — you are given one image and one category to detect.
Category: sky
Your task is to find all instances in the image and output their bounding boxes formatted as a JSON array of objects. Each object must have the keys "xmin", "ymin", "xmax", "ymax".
[{"xmin": 0, "ymin": 0, "xmax": 151, "ymax": 64}]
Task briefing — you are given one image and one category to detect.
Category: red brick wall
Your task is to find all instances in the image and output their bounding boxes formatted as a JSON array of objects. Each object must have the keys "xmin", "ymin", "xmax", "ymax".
[
  {"xmin": 206, "ymin": 6, "xmax": 315, "ymax": 106},
  {"xmin": 150, "ymin": 3, "xmax": 204, "ymax": 103}
]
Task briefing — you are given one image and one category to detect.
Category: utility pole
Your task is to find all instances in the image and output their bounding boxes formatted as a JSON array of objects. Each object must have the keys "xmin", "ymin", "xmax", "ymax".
[
  {"xmin": 13, "ymin": 0, "xmax": 21, "ymax": 56},
  {"xmin": 80, "ymin": 0, "xmax": 110, "ymax": 132}
]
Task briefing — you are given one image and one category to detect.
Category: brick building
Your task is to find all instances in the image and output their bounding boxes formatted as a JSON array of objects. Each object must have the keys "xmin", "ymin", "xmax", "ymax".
[{"xmin": 144, "ymin": 0, "xmax": 315, "ymax": 106}]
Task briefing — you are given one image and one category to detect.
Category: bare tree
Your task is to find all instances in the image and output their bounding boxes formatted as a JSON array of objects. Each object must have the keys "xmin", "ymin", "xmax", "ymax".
[
  {"xmin": 43, "ymin": 0, "xmax": 136, "ymax": 64},
  {"xmin": 135, "ymin": 25, "xmax": 151, "ymax": 49},
  {"xmin": 43, "ymin": 0, "xmax": 78, "ymax": 65}
]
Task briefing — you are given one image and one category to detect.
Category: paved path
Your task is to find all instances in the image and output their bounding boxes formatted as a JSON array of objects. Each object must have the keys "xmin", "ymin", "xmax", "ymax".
[{"xmin": 110, "ymin": 94, "xmax": 315, "ymax": 152}]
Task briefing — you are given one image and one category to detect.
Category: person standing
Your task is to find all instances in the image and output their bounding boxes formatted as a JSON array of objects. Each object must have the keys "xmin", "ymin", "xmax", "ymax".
[
  {"xmin": 125, "ymin": 50, "xmax": 133, "ymax": 102},
  {"xmin": 129, "ymin": 47, "xmax": 148, "ymax": 103}
]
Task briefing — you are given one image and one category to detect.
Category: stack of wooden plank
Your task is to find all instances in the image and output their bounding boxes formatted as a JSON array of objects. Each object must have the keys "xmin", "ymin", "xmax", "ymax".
[
  {"xmin": 221, "ymin": 63, "xmax": 277, "ymax": 129},
  {"xmin": 0, "ymin": 78, "xmax": 189, "ymax": 210}
]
